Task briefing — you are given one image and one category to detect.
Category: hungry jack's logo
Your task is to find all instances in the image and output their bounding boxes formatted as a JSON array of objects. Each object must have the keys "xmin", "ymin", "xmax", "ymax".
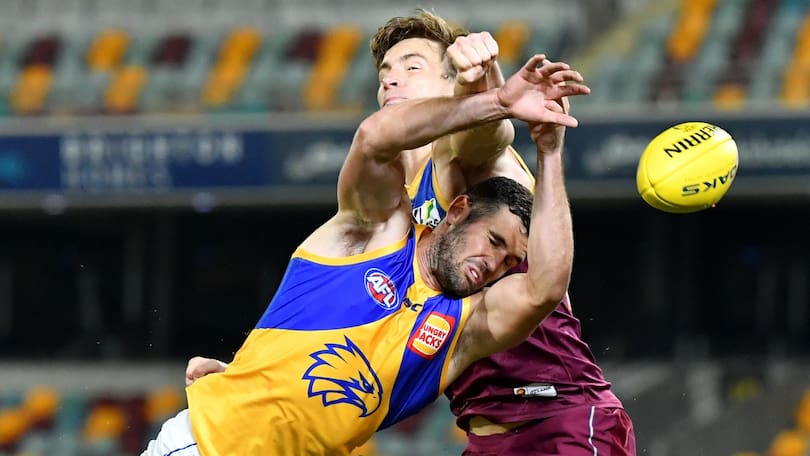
[{"xmin": 408, "ymin": 312, "xmax": 456, "ymax": 359}]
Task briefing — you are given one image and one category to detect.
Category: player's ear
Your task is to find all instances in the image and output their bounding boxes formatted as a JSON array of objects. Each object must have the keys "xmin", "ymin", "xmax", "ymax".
[{"xmin": 445, "ymin": 194, "xmax": 470, "ymax": 226}]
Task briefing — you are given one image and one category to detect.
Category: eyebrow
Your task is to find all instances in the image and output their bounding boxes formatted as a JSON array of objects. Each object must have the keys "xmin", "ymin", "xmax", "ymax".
[
  {"xmin": 491, "ymin": 231, "xmax": 526, "ymax": 264},
  {"xmin": 379, "ymin": 52, "xmax": 428, "ymax": 71}
]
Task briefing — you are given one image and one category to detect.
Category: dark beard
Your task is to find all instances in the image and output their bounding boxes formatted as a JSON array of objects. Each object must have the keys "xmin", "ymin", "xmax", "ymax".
[{"xmin": 430, "ymin": 225, "xmax": 475, "ymax": 298}]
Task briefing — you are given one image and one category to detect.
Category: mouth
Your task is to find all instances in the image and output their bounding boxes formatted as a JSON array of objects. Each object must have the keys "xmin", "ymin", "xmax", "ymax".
[
  {"xmin": 466, "ymin": 264, "xmax": 483, "ymax": 287},
  {"xmin": 384, "ymin": 97, "xmax": 406, "ymax": 106}
]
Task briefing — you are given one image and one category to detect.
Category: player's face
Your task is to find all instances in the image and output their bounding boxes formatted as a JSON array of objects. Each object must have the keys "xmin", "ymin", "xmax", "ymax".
[
  {"xmin": 433, "ymin": 207, "xmax": 528, "ymax": 297},
  {"xmin": 376, "ymin": 38, "xmax": 455, "ymax": 108}
]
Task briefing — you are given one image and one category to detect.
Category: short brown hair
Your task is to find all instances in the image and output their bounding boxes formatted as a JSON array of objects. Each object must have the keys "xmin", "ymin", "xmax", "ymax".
[{"xmin": 370, "ymin": 9, "xmax": 468, "ymax": 73}]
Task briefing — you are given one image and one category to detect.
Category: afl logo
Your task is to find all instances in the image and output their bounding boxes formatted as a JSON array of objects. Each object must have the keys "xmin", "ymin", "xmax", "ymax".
[{"xmin": 364, "ymin": 268, "xmax": 399, "ymax": 310}]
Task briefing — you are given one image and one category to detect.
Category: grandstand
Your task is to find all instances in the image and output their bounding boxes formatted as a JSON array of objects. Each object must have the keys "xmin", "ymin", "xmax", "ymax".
[
  {"xmin": 0, "ymin": 0, "xmax": 806, "ymax": 115},
  {"xmin": 0, "ymin": 0, "xmax": 809, "ymax": 455}
]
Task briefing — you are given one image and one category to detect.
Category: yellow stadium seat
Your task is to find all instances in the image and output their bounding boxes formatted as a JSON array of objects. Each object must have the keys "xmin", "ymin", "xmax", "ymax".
[
  {"xmin": 218, "ymin": 27, "xmax": 262, "ymax": 66},
  {"xmin": 0, "ymin": 409, "xmax": 29, "ymax": 447},
  {"xmin": 87, "ymin": 29, "xmax": 130, "ymax": 71},
  {"xmin": 768, "ymin": 430, "xmax": 807, "ymax": 456},
  {"xmin": 201, "ymin": 27, "xmax": 263, "ymax": 107},
  {"xmin": 202, "ymin": 62, "xmax": 249, "ymax": 107},
  {"xmin": 22, "ymin": 386, "xmax": 60, "ymax": 425},
  {"xmin": 794, "ymin": 388, "xmax": 810, "ymax": 433},
  {"xmin": 105, "ymin": 65, "xmax": 148, "ymax": 113},
  {"xmin": 666, "ymin": 0, "xmax": 719, "ymax": 62},
  {"xmin": 780, "ymin": 64, "xmax": 810, "ymax": 108},
  {"xmin": 712, "ymin": 82, "xmax": 746, "ymax": 110},
  {"xmin": 144, "ymin": 387, "xmax": 183, "ymax": 424},
  {"xmin": 495, "ymin": 21, "xmax": 530, "ymax": 64},
  {"xmin": 10, "ymin": 64, "xmax": 53, "ymax": 114},
  {"xmin": 304, "ymin": 25, "xmax": 363, "ymax": 110},
  {"xmin": 83, "ymin": 404, "xmax": 126, "ymax": 442}
]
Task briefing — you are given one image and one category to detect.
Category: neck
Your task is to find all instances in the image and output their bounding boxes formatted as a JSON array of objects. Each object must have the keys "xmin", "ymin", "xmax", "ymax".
[
  {"xmin": 416, "ymin": 228, "xmax": 442, "ymax": 291},
  {"xmin": 402, "ymin": 144, "xmax": 433, "ymax": 183}
]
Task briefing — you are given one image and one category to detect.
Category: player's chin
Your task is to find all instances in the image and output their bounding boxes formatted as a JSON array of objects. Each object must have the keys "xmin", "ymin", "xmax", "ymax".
[{"xmin": 463, "ymin": 280, "xmax": 485, "ymax": 297}]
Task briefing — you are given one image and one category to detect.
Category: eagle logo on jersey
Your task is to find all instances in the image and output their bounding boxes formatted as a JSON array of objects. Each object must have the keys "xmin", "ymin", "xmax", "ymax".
[
  {"xmin": 302, "ymin": 335, "xmax": 383, "ymax": 417},
  {"xmin": 364, "ymin": 268, "xmax": 399, "ymax": 310},
  {"xmin": 412, "ymin": 198, "xmax": 442, "ymax": 228}
]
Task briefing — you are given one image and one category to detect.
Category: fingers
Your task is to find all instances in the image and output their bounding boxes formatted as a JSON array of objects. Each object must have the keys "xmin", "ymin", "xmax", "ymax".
[
  {"xmin": 548, "ymin": 69, "xmax": 584, "ymax": 85},
  {"xmin": 522, "ymin": 54, "xmax": 547, "ymax": 72},
  {"xmin": 543, "ymin": 99, "xmax": 564, "ymax": 113},
  {"xmin": 554, "ymin": 83, "xmax": 591, "ymax": 98},
  {"xmin": 448, "ymin": 32, "xmax": 499, "ymax": 73},
  {"xmin": 185, "ymin": 356, "xmax": 207, "ymax": 386},
  {"xmin": 481, "ymin": 31, "xmax": 499, "ymax": 58},
  {"xmin": 537, "ymin": 60, "xmax": 571, "ymax": 79},
  {"xmin": 185, "ymin": 356, "xmax": 227, "ymax": 386},
  {"xmin": 547, "ymin": 112, "xmax": 578, "ymax": 128}
]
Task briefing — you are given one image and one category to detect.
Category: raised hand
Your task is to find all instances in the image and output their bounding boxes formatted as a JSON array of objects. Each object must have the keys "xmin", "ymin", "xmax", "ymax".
[
  {"xmin": 447, "ymin": 31, "xmax": 500, "ymax": 86},
  {"xmin": 496, "ymin": 55, "xmax": 590, "ymax": 127},
  {"xmin": 529, "ymin": 96, "xmax": 570, "ymax": 153}
]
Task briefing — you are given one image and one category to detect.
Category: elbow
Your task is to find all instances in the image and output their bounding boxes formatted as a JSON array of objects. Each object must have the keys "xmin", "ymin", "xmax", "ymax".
[
  {"xmin": 543, "ymin": 279, "xmax": 570, "ymax": 308},
  {"xmin": 527, "ymin": 264, "xmax": 572, "ymax": 312},
  {"xmin": 354, "ymin": 116, "xmax": 394, "ymax": 163}
]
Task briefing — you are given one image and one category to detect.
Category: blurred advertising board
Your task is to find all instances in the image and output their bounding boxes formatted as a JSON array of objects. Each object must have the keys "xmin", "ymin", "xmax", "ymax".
[{"xmin": 0, "ymin": 113, "xmax": 807, "ymax": 209}]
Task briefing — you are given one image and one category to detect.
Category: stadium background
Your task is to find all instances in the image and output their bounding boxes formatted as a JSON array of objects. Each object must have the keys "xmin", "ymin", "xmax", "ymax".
[{"xmin": 0, "ymin": 0, "xmax": 809, "ymax": 454}]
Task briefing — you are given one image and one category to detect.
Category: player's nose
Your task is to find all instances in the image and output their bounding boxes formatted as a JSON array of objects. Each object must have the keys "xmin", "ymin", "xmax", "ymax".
[{"xmin": 381, "ymin": 75, "xmax": 399, "ymax": 88}]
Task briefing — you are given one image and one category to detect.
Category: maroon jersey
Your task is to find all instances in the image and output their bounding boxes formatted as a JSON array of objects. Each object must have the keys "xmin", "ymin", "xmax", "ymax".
[{"xmin": 445, "ymin": 292, "xmax": 623, "ymax": 430}]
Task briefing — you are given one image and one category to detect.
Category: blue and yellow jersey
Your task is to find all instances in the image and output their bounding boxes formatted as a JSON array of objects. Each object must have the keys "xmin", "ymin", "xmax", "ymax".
[
  {"xmin": 406, "ymin": 146, "xmax": 535, "ymax": 228},
  {"xmin": 405, "ymin": 157, "xmax": 449, "ymax": 229},
  {"xmin": 186, "ymin": 225, "xmax": 471, "ymax": 455}
]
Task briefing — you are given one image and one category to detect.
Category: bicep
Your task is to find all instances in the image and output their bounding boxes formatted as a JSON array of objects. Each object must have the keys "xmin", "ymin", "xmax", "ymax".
[
  {"xmin": 458, "ymin": 274, "xmax": 548, "ymax": 362},
  {"xmin": 445, "ymin": 120, "xmax": 515, "ymax": 169}
]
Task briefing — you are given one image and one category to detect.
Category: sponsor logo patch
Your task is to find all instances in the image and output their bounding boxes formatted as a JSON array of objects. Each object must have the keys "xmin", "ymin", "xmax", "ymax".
[
  {"xmin": 408, "ymin": 312, "xmax": 456, "ymax": 359},
  {"xmin": 364, "ymin": 268, "xmax": 399, "ymax": 310},
  {"xmin": 513, "ymin": 383, "xmax": 557, "ymax": 397},
  {"xmin": 412, "ymin": 197, "xmax": 442, "ymax": 228}
]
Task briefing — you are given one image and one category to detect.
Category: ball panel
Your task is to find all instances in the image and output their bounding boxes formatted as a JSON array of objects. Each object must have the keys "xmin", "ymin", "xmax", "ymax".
[
  {"xmin": 642, "ymin": 122, "xmax": 734, "ymax": 185},
  {"xmin": 652, "ymin": 138, "xmax": 738, "ymax": 209},
  {"xmin": 636, "ymin": 122, "xmax": 739, "ymax": 213}
]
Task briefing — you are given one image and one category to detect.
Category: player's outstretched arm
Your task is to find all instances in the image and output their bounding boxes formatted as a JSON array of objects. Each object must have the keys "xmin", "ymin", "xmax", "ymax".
[
  {"xmin": 338, "ymin": 55, "xmax": 586, "ymax": 226},
  {"xmin": 452, "ymin": 98, "xmax": 574, "ymax": 371}
]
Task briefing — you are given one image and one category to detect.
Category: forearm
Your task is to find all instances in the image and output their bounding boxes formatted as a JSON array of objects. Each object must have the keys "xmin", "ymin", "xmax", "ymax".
[
  {"xmin": 449, "ymin": 62, "xmax": 514, "ymax": 166},
  {"xmin": 357, "ymin": 89, "xmax": 509, "ymax": 162},
  {"xmin": 525, "ymin": 150, "xmax": 573, "ymax": 308}
]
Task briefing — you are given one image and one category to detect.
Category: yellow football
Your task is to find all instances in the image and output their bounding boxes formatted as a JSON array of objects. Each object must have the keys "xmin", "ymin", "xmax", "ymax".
[{"xmin": 636, "ymin": 122, "xmax": 738, "ymax": 213}]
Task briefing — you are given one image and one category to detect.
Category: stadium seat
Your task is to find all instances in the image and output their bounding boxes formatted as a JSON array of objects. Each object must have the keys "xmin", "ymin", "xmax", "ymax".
[
  {"xmin": 143, "ymin": 387, "xmax": 183, "ymax": 428},
  {"xmin": 105, "ymin": 65, "xmax": 148, "ymax": 113},
  {"xmin": 0, "ymin": 409, "xmax": 28, "ymax": 451},
  {"xmin": 304, "ymin": 24, "xmax": 363, "ymax": 111},
  {"xmin": 336, "ymin": 33, "xmax": 378, "ymax": 113},
  {"xmin": 86, "ymin": 29, "xmax": 130, "ymax": 72},
  {"xmin": 10, "ymin": 64, "xmax": 53, "ymax": 114},
  {"xmin": 21, "ymin": 387, "xmax": 59, "ymax": 429},
  {"xmin": 495, "ymin": 20, "xmax": 530, "ymax": 75},
  {"xmin": 202, "ymin": 27, "xmax": 262, "ymax": 109},
  {"xmin": 768, "ymin": 430, "xmax": 808, "ymax": 456}
]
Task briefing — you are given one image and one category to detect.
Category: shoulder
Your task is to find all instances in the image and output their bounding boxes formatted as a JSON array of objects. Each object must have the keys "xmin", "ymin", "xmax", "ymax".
[{"xmin": 299, "ymin": 210, "xmax": 413, "ymax": 258}]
